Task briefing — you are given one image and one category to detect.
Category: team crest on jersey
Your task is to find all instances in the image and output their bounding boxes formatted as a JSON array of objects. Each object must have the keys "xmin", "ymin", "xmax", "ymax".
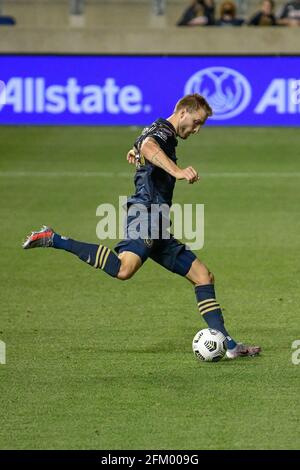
[{"xmin": 143, "ymin": 238, "xmax": 153, "ymax": 248}]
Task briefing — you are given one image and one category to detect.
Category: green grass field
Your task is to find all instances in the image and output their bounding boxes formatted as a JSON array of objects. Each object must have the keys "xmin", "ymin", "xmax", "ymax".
[{"xmin": 0, "ymin": 126, "xmax": 300, "ymax": 450}]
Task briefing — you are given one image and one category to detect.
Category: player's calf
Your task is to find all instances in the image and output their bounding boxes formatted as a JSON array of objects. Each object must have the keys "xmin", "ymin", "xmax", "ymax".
[
  {"xmin": 186, "ymin": 259, "xmax": 238, "ymax": 350},
  {"xmin": 186, "ymin": 258, "xmax": 261, "ymax": 357}
]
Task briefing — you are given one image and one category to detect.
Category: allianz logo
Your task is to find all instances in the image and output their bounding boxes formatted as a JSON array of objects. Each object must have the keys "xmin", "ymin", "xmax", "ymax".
[
  {"xmin": 185, "ymin": 67, "xmax": 300, "ymax": 119},
  {"xmin": 0, "ymin": 77, "xmax": 151, "ymax": 115}
]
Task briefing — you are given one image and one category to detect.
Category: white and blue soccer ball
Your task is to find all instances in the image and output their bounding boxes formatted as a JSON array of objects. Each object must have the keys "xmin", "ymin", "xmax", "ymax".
[{"xmin": 192, "ymin": 328, "xmax": 227, "ymax": 362}]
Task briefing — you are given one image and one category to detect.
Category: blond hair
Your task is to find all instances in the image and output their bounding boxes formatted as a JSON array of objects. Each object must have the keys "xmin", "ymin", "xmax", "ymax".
[{"xmin": 174, "ymin": 94, "xmax": 213, "ymax": 117}]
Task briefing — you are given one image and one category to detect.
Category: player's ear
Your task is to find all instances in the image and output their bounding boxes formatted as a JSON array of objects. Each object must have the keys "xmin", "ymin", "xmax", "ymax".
[{"xmin": 179, "ymin": 108, "xmax": 186, "ymax": 119}]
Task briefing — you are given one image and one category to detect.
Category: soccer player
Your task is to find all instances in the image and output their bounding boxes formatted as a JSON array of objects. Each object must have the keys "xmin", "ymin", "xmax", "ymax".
[{"xmin": 23, "ymin": 93, "xmax": 261, "ymax": 359}]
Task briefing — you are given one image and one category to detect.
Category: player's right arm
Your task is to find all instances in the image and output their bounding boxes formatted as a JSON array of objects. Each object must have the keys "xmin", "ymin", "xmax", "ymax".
[{"xmin": 140, "ymin": 137, "xmax": 199, "ymax": 184}]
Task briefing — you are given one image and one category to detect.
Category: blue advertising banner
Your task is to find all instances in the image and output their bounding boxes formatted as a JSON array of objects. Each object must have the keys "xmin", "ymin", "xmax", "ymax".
[{"xmin": 0, "ymin": 55, "xmax": 299, "ymax": 126}]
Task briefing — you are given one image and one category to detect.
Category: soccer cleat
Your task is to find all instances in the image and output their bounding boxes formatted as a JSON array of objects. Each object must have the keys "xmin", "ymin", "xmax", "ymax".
[
  {"xmin": 22, "ymin": 225, "xmax": 54, "ymax": 249},
  {"xmin": 226, "ymin": 343, "xmax": 261, "ymax": 359}
]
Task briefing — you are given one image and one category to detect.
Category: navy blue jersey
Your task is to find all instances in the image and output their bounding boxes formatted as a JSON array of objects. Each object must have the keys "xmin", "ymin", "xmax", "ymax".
[{"xmin": 127, "ymin": 118, "xmax": 178, "ymax": 208}]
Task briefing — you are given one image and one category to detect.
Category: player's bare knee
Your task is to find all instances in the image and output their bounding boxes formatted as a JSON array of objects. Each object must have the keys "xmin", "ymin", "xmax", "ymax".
[
  {"xmin": 193, "ymin": 264, "xmax": 213, "ymax": 286},
  {"xmin": 117, "ymin": 265, "xmax": 134, "ymax": 281},
  {"xmin": 116, "ymin": 258, "xmax": 136, "ymax": 280},
  {"xmin": 116, "ymin": 252, "xmax": 140, "ymax": 280},
  {"xmin": 117, "ymin": 270, "xmax": 132, "ymax": 281}
]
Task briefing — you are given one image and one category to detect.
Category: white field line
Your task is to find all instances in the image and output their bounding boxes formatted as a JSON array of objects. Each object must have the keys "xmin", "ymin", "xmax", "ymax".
[{"xmin": 0, "ymin": 171, "xmax": 300, "ymax": 178}]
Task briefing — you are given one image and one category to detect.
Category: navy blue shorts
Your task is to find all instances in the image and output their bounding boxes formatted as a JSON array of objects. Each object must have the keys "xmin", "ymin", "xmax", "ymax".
[{"xmin": 114, "ymin": 209, "xmax": 197, "ymax": 277}]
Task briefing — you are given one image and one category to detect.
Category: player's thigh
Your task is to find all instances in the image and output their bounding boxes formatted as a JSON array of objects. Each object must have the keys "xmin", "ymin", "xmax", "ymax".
[
  {"xmin": 117, "ymin": 251, "xmax": 142, "ymax": 280},
  {"xmin": 150, "ymin": 238, "xmax": 196, "ymax": 277},
  {"xmin": 185, "ymin": 258, "xmax": 214, "ymax": 286}
]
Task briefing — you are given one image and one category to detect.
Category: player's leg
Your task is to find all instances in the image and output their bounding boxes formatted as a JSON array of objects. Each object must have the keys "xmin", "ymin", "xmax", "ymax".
[
  {"xmin": 185, "ymin": 258, "xmax": 238, "ymax": 350},
  {"xmin": 116, "ymin": 251, "xmax": 142, "ymax": 280},
  {"xmin": 186, "ymin": 257, "xmax": 261, "ymax": 358},
  {"xmin": 150, "ymin": 241, "xmax": 237, "ymax": 346},
  {"xmin": 113, "ymin": 208, "xmax": 155, "ymax": 280},
  {"xmin": 150, "ymin": 238, "xmax": 261, "ymax": 358},
  {"xmin": 22, "ymin": 226, "xmax": 142, "ymax": 280}
]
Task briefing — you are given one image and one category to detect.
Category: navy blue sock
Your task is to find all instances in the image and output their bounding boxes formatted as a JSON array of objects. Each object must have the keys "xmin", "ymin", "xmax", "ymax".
[
  {"xmin": 52, "ymin": 233, "xmax": 121, "ymax": 278},
  {"xmin": 195, "ymin": 284, "xmax": 237, "ymax": 350}
]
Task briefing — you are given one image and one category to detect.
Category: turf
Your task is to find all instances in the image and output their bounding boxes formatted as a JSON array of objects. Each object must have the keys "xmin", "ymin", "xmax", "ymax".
[{"xmin": 0, "ymin": 126, "xmax": 299, "ymax": 450}]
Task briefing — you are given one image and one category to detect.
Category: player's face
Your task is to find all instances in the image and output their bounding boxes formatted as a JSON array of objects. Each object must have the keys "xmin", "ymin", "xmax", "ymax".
[{"xmin": 177, "ymin": 108, "xmax": 208, "ymax": 140}]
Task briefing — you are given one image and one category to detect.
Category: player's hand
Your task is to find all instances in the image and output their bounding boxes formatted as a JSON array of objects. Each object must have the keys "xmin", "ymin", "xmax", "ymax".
[
  {"xmin": 175, "ymin": 166, "xmax": 200, "ymax": 184},
  {"xmin": 126, "ymin": 149, "xmax": 136, "ymax": 165}
]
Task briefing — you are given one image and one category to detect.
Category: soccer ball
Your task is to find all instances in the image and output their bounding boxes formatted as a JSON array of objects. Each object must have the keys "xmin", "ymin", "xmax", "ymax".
[{"xmin": 192, "ymin": 328, "xmax": 227, "ymax": 362}]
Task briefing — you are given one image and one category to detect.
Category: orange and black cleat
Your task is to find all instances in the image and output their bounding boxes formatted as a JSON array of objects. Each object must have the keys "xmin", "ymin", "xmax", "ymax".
[{"xmin": 22, "ymin": 225, "xmax": 54, "ymax": 249}]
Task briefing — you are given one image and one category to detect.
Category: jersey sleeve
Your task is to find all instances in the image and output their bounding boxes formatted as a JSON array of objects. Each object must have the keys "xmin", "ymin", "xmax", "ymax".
[
  {"xmin": 147, "ymin": 125, "xmax": 172, "ymax": 147},
  {"xmin": 133, "ymin": 121, "xmax": 177, "ymax": 165},
  {"xmin": 134, "ymin": 123, "xmax": 172, "ymax": 153}
]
